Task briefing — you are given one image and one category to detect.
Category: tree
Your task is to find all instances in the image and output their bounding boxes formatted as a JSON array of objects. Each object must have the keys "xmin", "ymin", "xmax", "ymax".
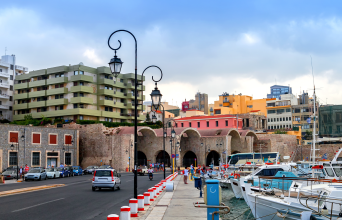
[{"xmin": 145, "ymin": 113, "xmax": 151, "ymax": 122}]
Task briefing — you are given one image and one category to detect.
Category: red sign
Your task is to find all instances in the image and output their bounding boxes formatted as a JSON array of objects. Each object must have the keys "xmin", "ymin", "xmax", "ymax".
[{"xmin": 171, "ymin": 154, "xmax": 175, "ymax": 158}]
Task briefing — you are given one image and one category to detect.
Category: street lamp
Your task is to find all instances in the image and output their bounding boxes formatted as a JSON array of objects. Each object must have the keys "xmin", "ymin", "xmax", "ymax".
[
  {"xmin": 152, "ymin": 113, "xmax": 157, "ymax": 123},
  {"xmin": 108, "ymin": 29, "xmax": 163, "ymax": 199}
]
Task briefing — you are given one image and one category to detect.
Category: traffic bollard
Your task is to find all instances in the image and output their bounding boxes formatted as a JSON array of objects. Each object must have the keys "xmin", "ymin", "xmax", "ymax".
[
  {"xmin": 107, "ymin": 214, "xmax": 119, "ymax": 220},
  {"xmin": 152, "ymin": 187, "xmax": 157, "ymax": 198},
  {"xmin": 155, "ymin": 185, "xmax": 160, "ymax": 195},
  {"xmin": 143, "ymin": 192, "xmax": 150, "ymax": 206},
  {"xmin": 137, "ymin": 194, "xmax": 145, "ymax": 211},
  {"xmin": 120, "ymin": 206, "xmax": 131, "ymax": 220},
  {"xmin": 148, "ymin": 189, "xmax": 154, "ymax": 202},
  {"xmin": 129, "ymin": 199, "xmax": 138, "ymax": 217}
]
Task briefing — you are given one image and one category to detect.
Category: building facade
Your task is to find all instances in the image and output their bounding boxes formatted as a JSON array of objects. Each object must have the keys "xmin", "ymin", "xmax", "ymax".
[
  {"xmin": 0, "ymin": 125, "xmax": 79, "ymax": 171},
  {"xmin": 267, "ymin": 85, "xmax": 292, "ymax": 99},
  {"xmin": 213, "ymin": 92, "xmax": 267, "ymax": 116},
  {"xmin": 0, "ymin": 55, "xmax": 28, "ymax": 121},
  {"xmin": 319, "ymin": 105, "xmax": 342, "ymax": 137},
  {"xmin": 13, "ymin": 64, "xmax": 145, "ymax": 123},
  {"xmin": 292, "ymin": 92, "xmax": 319, "ymax": 139},
  {"xmin": 188, "ymin": 92, "xmax": 209, "ymax": 114},
  {"xmin": 266, "ymin": 94, "xmax": 297, "ymax": 130}
]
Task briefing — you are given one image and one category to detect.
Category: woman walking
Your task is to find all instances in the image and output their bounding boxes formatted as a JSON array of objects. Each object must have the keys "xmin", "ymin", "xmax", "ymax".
[{"xmin": 183, "ymin": 167, "xmax": 189, "ymax": 184}]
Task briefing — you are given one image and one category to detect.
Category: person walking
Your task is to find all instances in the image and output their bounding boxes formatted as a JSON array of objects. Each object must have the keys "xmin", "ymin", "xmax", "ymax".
[
  {"xmin": 183, "ymin": 167, "xmax": 189, "ymax": 184},
  {"xmin": 60, "ymin": 163, "xmax": 64, "ymax": 168},
  {"xmin": 24, "ymin": 164, "xmax": 29, "ymax": 174},
  {"xmin": 19, "ymin": 166, "xmax": 23, "ymax": 179}
]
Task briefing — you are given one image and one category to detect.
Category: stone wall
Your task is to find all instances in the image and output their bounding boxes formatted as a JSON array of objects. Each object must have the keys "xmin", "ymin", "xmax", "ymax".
[
  {"xmin": 292, "ymin": 144, "xmax": 342, "ymax": 161},
  {"xmin": 0, "ymin": 124, "xmax": 78, "ymax": 171}
]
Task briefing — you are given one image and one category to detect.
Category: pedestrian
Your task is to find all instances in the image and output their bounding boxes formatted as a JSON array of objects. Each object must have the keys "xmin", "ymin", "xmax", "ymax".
[
  {"xmin": 60, "ymin": 163, "xmax": 64, "ymax": 168},
  {"xmin": 19, "ymin": 166, "xmax": 23, "ymax": 179},
  {"xmin": 183, "ymin": 167, "xmax": 189, "ymax": 184},
  {"xmin": 24, "ymin": 164, "xmax": 29, "ymax": 174}
]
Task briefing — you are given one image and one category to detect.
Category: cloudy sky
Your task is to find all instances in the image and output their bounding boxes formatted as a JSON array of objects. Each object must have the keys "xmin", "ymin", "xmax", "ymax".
[{"xmin": 1, "ymin": 1, "xmax": 342, "ymax": 107}]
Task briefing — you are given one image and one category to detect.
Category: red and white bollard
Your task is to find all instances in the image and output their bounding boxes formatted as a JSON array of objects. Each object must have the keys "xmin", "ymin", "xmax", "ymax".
[
  {"xmin": 107, "ymin": 214, "xmax": 119, "ymax": 220},
  {"xmin": 152, "ymin": 187, "xmax": 157, "ymax": 198},
  {"xmin": 137, "ymin": 194, "xmax": 145, "ymax": 211},
  {"xmin": 144, "ymin": 192, "xmax": 150, "ymax": 205},
  {"xmin": 120, "ymin": 206, "xmax": 131, "ymax": 220},
  {"xmin": 162, "ymin": 180, "xmax": 166, "ymax": 189},
  {"xmin": 148, "ymin": 188, "xmax": 154, "ymax": 201},
  {"xmin": 129, "ymin": 199, "xmax": 138, "ymax": 217},
  {"xmin": 155, "ymin": 185, "xmax": 160, "ymax": 195}
]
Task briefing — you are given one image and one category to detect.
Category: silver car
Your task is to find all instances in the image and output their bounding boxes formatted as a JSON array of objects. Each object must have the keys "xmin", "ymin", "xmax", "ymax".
[
  {"xmin": 24, "ymin": 168, "xmax": 47, "ymax": 181},
  {"xmin": 85, "ymin": 166, "xmax": 99, "ymax": 174},
  {"xmin": 92, "ymin": 169, "xmax": 121, "ymax": 191}
]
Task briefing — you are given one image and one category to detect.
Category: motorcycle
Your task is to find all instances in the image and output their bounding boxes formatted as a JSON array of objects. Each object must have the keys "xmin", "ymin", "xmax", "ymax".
[{"xmin": 148, "ymin": 172, "xmax": 153, "ymax": 181}]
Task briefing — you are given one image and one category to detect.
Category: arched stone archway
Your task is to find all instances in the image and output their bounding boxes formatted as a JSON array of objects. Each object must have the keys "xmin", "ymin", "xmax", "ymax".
[
  {"xmin": 206, "ymin": 150, "xmax": 220, "ymax": 166},
  {"xmin": 137, "ymin": 151, "xmax": 147, "ymax": 166},
  {"xmin": 228, "ymin": 129, "xmax": 242, "ymax": 155},
  {"xmin": 179, "ymin": 128, "xmax": 201, "ymax": 168},
  {"xmin": 183, "ymin": 151, "xmax": 197, "ymax": 167},
  {"xmin": 155, "ymin": 150, "xmax": 171, "ymax": 167}
]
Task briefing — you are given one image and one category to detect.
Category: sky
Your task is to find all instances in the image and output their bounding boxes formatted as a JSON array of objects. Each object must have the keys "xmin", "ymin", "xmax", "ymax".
[{"xmin": 1, "ymin": 1, "xmax": 342, "ymax": 107}]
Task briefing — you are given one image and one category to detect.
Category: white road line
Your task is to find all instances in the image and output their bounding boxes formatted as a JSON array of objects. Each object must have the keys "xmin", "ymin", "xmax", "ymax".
[{"xmin": 12, "ymin": 198, "xmax": 65, "ymax": 212}]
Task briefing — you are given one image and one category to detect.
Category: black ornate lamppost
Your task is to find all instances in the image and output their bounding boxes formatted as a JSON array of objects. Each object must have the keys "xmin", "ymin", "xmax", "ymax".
[
  {"xmin": 108, "ymin": 30, "xmax": 163, "ymax": 199},
  {"xmin": 126, "ymin": 140, "xmax": 133, "ymax": 171},
  {"xmin": 10, "ymin": 133, "xmax": 24, "ymax": 181}
]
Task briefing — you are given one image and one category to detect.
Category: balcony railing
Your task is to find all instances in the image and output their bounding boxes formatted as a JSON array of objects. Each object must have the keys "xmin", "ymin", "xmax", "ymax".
[
  {"xmin": 0, "ymin": 72, "xmax": 10, "ymax": 78},
  {"xmin": 0, "ymin": 94, "xmax": 9, "ymax": 99},
  {"xmin": 0, "ymin": 104, "xmax": 9, "ymax": 109},
  {"xmin": 0, "ymin": 82, "xmax": 10, "ymax": 88}
]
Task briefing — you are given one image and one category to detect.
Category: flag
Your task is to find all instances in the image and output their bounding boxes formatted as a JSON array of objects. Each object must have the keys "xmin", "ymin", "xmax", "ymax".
[{"xmin": 322, "ymin": 153, "xmax": 328, "ymax": 160}]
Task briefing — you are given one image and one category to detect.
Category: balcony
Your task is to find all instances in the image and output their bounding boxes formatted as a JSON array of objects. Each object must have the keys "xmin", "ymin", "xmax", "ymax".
[
  {"xmin": 0, "ymin": 82, "xmax": 10, "ymax": 89},
  {"xmin": 114, "ymin": 102, "xmax": 126, "ymax": 108},
  {"xmin": 29, "ymin": 90, "xmax": 47, "ymax": 98},
  {"xmin": 0, "ymin": 105, "xmax": 9, "ymax": 109},
  {"xmin": 13, "ymin": 109, "xmax": 102, "ymax": 121},
  {"xmin": 46, "ymin": 77, "xmax": 68, "ymax": 85},
  {"xmin": 101, "ymin": 111, "xmax": 121, "ymax": 118},
  {"xmin": 98, "ymin": 100, "xmax": 116, "ymax": 108},
  {"xmin": 98, "ymin": 78, "xmax": 115, "ymax": 86},
  {"xmin": 14, "ymin": 82, "xmax": 28, "ymax": 90},
  {"xmin": 70, "ymin": 97, "xmax": 93, "ymax": 104},
  {"xmin": 14, "ymin": 93, "xmax": 29, "ymax": 100},
  {"xmin": 28, "ymin": 101, "xmax": 46, "ymax": 108},
  {"xmin": 46, "ymin": 88, "xmax": 68, "ymax": 96},
  {"xmin": 120, "ymin": 73, "xmax": 144, "ymax": 81},
  {"xmin": 70, "ymin": 75, "xmax": 93, "ymax": 83},
  {"xmin": 15, "ymin": 74, "xmax": 31, "ymax": 81},
  {"xmin": 70, "ymin": 86, "xmax": 93, "ymax": 93},
  {"xmin": 29, "ymin": 80, "xmax": 46, "ymax": 88},
  {"xmin": 29, "ymin": 69, "xmax": 46, "ymax": 77},
  {"xmin": 13, "ymin": 103, "xmax": 28, "ymax": 110},
  {"xmin": 46, "ymin": 66, "xmax": 68, "ymax": 75},
  {"xmin": 46, "ymin": 98, "xmax": 68, "ymax": 106},
  {"xmin": 0, "ymin": 94, "xmax": 9, "ymax": 99},
  {"xmin": 98, "ymin": 89, "xmax": 116, "ymax": 97},
  {"xmin": 0, "ymin": 72, "xmax": 10, "ymax": 78}
]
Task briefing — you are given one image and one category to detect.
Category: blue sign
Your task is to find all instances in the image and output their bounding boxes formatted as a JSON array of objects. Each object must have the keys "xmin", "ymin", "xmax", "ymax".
[
  {"xmin": 176, "ymin": 154, "xmax": 179, "ymax": 158},
  {"xmin": 307, "ymin": 118, "xmax": 311, "ymax": 124},
  {"xmin": 171, "ymin": 154, "xmax": 175, "ymax": 158}
]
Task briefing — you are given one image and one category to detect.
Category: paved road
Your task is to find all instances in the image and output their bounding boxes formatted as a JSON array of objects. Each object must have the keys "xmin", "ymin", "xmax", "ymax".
[{"xmin": 0, "ymin": 172, "xmax": 167, "ymax": 220}]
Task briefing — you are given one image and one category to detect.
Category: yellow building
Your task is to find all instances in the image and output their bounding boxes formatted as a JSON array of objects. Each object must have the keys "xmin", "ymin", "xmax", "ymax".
[{"xmin": 212, "ymin": 93, "xmax": 267, "ymax": 116}]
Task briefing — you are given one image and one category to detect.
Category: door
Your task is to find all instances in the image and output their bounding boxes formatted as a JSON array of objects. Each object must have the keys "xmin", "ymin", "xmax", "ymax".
[{"xmin": 47, "ymin": 158, "xmax": 57, "ymax": 168}]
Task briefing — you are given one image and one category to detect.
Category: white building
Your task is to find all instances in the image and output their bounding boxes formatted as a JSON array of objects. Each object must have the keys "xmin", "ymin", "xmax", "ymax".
[
  {"xmin": 266, "ymin": 94, "xmax": 298, "ymax": 130},
  {"xmin": 0, "ymin": 55, "xmax": 28, "ymax": 121}
]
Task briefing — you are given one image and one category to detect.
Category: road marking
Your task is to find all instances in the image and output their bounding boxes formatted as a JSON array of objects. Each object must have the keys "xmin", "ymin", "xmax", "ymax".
[
  {"xmin": 12, "ymin": 198, "xmax": 65, "ymax": 212},
  {"xmin": 126, "ymin": 179, "xmax": 134, "ymax": 182},
  {"xmin": 67, "ymin": 180, "xmax": 91, "ymax": 186}
]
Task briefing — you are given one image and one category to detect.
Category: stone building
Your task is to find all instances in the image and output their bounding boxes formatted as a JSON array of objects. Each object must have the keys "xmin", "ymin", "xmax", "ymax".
[{"xmin": 0, "ymin": 124, "xmax": 79, "ymax": 171}]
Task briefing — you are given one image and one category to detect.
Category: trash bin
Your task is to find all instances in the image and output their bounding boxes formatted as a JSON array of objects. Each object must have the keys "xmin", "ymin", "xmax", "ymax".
[{"xmin": 194, "ymin": 176, "xmax": 201, "ymax": 189}]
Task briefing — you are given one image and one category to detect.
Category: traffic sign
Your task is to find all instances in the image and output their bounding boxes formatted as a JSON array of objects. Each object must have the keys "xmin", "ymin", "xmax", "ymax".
[
  {"xmin": 194, "ymin": 158, "xmax": 197, "ymax": 161},
  {"xmin": 176, "ymin": 154, "xmax": 179, "ymax": 158},
  {"xmin": 171, "ymin": 154, "xmax": 175, "ymax": 158}
]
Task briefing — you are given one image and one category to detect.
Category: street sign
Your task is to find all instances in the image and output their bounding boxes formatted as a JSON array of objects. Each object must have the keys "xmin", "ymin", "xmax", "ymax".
[
  {"xmin": 307, "ymin": 118, "xmax": 311, "ymax": 124},
  {"xmin": 176, "ymin": 154, "xmax": 179, "ymax": 158},
  {"xmin": 194, "ymin": 158, "xmax": 197, "ymax": 161},
  {"xmin": 171, "ymin": 154, "xmax": 175, "ymax": 158}
]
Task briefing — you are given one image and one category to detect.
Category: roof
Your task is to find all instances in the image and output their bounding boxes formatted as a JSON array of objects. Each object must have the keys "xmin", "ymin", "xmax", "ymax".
[
  {"xmin": 149, "ymin": 110, "xmax": 162, "ymax": 114},
  {"xmin": 175, "ymin": 114, "xmax": 241, "ymax": 121},
  {"xmin": 250, "ymin": 110, "xmax": 260, "ymax": 112}
]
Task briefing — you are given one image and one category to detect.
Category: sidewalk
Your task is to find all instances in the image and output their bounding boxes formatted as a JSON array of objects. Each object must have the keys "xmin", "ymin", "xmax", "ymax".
[{"xmin": 141, "ymin": 175, "xmax": 206, "ymax": 220}]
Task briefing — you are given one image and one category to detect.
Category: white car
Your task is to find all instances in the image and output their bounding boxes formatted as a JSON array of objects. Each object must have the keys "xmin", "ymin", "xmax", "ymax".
[
  {"xmin": 92, "ymin": 169, "xmax": 121, "ymax": 191},
  {"xmin": 45, "ymin": 168, "xmax": 61, "ymax": 179}
]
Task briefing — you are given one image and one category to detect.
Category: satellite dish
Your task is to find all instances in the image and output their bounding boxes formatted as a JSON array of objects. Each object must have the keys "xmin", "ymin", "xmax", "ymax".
[{"xmin": 79, "ymin": 62, "xmax": 84, "ymax": 65}]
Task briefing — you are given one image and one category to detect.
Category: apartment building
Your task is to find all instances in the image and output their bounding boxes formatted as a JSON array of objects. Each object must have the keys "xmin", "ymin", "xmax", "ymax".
[
  {"xmin": 266, "ymin": 94, "xmax": 297, "ymax": 130},
  {"xmin": 213, "ymin": 92, "xmax": 267, "ymax": 116},
  {"xmin": 292, "ymin": 92, "xmax": 319, "ymax": 139},
  {"xmin": 319, "ymin": 105, "xmax": 342, "ymax": 138},
  {"xmin": 0, "ymin": 55, "xmax": 28, "ymax": 121},
  {"xmin": 267, "ymin": 85, "xmax": 292, "ymax": 99},
  {"xmin": 13, "ymin": 63, "xmax": 145, "ymax": 122}
]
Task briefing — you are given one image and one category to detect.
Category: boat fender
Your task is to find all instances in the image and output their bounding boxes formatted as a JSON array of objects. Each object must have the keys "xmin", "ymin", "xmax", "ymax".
[
  {"xmin": 234, "ymin": 174, "xmax": 240, "ymax": 179},
  {"xmin": 276, "ymin": 212, "xmax": 286, "ymax": 218}
]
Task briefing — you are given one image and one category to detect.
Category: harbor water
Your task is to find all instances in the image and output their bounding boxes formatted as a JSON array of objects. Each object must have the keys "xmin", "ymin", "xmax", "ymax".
[{"xmin": 221, "ymin": 188, "xmax": 253, "ymax": 219}]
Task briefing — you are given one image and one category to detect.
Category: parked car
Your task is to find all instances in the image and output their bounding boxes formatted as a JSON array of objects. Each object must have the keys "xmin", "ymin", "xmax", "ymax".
[
  {"xmin": 24, "ymin": 168, "xmax": 47, "ymax": 181},
  {"xmin": 132, "ymin": 166, "xmax": 148, "ymax": 176},
  {"xmin": 72, "ymin": 166, "xmax": 83, "ymax": 176},
  {"xmin": 92, "ymin": 169, "xmax": 121, "ymax": 191},
  {"xmin": 99, "ymin": 165, "xmax": 113, "ymax": 169},
  {"xmin": 0, "ymin": 170, "xmax": 18, "ymax": 180},
  {"xmin": 46, "ymin": 168, "xmax": 60, "ymax": 179},
  {"xmin": 65, "ymin": 166, "xmax": 74, "ymax": 177},
  {"xmin": 2, "ymin": 166, "xmax": 18, "ymax": 173},
  {"xmin": 57, "ymin": 167, "xmax": 69, "ymax": 178},
  {"xmin": 84, "ymin": 166, "xmax": 99, "ymax": 174}
]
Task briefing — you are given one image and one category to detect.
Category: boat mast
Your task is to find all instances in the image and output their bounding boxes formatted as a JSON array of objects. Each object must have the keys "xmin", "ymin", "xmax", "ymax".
[{"xmin": 313, "ymin": 86, "xmax": 316, "ymax": 164}]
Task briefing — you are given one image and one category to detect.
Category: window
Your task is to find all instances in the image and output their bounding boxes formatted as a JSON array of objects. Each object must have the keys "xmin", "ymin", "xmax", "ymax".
[
  {"xmin": 225, "ymin": 120, "xmax": 228, "ymax": 126},
  {"xmin": 255, "ymin": 168, "xmax": 284, "ymax": 176},
  {"xmin": 73, "ymin": 104, "xmax": 78, "ymax": 109},
  {"xmin": 55, "ymin": 95, "xmax": 60, "ymax": 99},
  {"xmin": 73, "ymin": 93, "xmax": 78, "ymax": 97},
  {"xmin": 59, "ymin": 84, "xmax": 64, "ymax": 88},
  {"xmin": 79, "ymin": 93, "xmax": 84, "ymax": 97},
  {"xmin": 9, "ymin": 106, "xmax": 12, "ymax": 110},
  {"xmin": 79, "ymin": 104, "xmax": 84, "ymax": 108},
  {"xmin": 49, "ymin": 134, "xmax": 58, "ymax": 145},
  {"xmin": 64, "ymin": 135, "xmax": 72, "ymax": 145},
  {"xmin": 32, "ymin": 152, "xmax": 40, "ymax": 166},
  {"xmin": 277, "ymin": 118, "xmax": 279, "ymax": 122},
  {"xmin": 74, "ymin": 71, "xmax": 84, "ymax": 75},
  {"xmin": 207, "ymin": 121, "xmax": 209, "ymax": 127},
  {"xmin": 79, "ymin": 115, "xmax": 84, "ymax": 120},
  {"xmin": 10, "ymin": 75, "xmax": 13, "ymax": 80},
  {"xmin": 79, "ymin": 82, "xmax": 84, "ymax": 86},
  {"xmin": 10, "ymin": 64, "xmax": 13, "ymax": 70},
  {"xmin": 268, "ymin": 118, "xmax": 270, "ymax": 122},
  {"xmin": 175, "ymin": 123, "xmax": 178, "ymax": 128},
  {"xmin": 280, "ymin": 118, "xmax": 282, "ymax": 121},
  {"xmin": 9, "ymin": 152, "xmax": 17, "ymax": 165},
  {"xmin": 181, "ymin": 123, "xmax": 184, "ymax": 127},
  {"xmin": 10, "ymin": 85, "xmax": 13, "ymax": 91},
  {"xmin": 189, "ymin": 122, "xmax": 192, "ymax": 127},
  {"xmin": 197, "ymin": 122, "xmax": 200, "ymax": 128},
  {"xmin": 9, "ymin": 132, "xmax": 18, "ymax": 143},
  {"xmin": 55, "ymin": 84, "xmax": 60, "ymax": 88},
  {"xmin": 268, "ymin": 110, "xmax": 276, "ymax": 114},
  {"xmin": 65, "ymin": 153, "xmax": 71, "ymax": 165},
  {"xmin": 215, "ymin": 110, "xmax": 221, "ymax": 114},
  {"xmin": 216, "ymin": 121, "xmax": 218, "ymax": 127},
  {"xmin": 73, "ymin": 82, "xmax": 78, "ymax": 86},
  {"xmin": 32, "ymin": 133, "xmax": 41, "ymax": 144}
]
